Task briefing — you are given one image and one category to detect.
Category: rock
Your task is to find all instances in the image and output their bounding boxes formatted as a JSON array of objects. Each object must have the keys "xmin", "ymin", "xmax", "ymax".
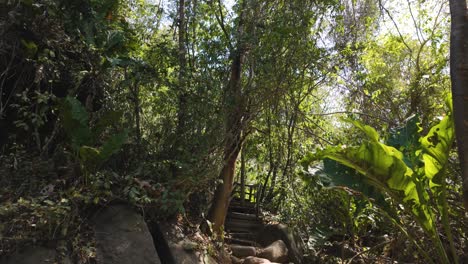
[
  {"xmin": 257, "ymin": 240, "xmax": 288, "ymax": 263},
  {"xmin": 231, "ymin": 244, "xmax": 257, "ymax": 258},
  {"xmin": 218, "ymin": 248, "xmax": 234, "ymax": 264},
  {"xmin": 92, "ymin": 204, "xmax": 161, "ymax": 264},
  {"xmin": 168, "ymin": 241, "xmax": 217, "ymax": 264},
  {"xmin": 3, "ymin": 246, "xmax": 72, "ymax": 264},
  {"xmin": 256, "ymin": 224, "xmax": 304, "ymax": 264},
  {"xmin": 149, "ymin": 221, "xmax": 176, "ymax": 263},
  {"xmin": 231, "ymin": 255, "xmax": 244, "ymax": 264},
  {"xmin": 157, "ymin": 222, "xmax": 224, "ymax": 264},
  {"xmin": 243, "ymin": 256, "xmax": 274, "ymax": 264},
  {"xmin": 182, "ymin": 239, "xmax": 199, "ymax": 251}
]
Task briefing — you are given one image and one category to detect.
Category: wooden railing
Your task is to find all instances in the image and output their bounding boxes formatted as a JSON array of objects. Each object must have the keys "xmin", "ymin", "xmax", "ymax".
[
  {"xmin": 231, "ymin": 182, "xmax": 260, "ymax": 218},
  {"xmin": 231, "ymin": 182, "xmax": 258, "ymax": 203}
]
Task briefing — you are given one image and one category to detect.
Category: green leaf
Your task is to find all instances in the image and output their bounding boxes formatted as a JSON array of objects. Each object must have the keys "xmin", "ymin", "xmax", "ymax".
[
  {"xmin": 308, "ymin": 120, "xmax": 434, "ymax": 232},
  {"xmin": 20, "ymin": 39, "xmax": 38, "ymax": 58},
  {"xmin": 99, "ymin": 130, "xmax": 128, "ymax": 160},
  {"xmin": 93, "ymin": 110, "xmax": 123, "ymax": 138},
  {"xmin": 104, "ymin": 30, "xmax": 125, "ymax": 52},
  {"xmin": 347, "ymin": 119, "xmax": 380, "ymax": 142},
  {"xmin": 419, "ymin": 114, "xmax": 454, "ymax": 185},
  {"xmin": 321, "ymin": 158, "xmax": 387, "ymax": 206},
  {"xmin": 387, "ymin": 115, "xmax": 420, "ymax": 149},
  {"xmin": 79, "ymin": 146, "xmax": 102, "ymax": 170},
  {"xmin": 59, "ymin": 96, "xmax": 92, "ymax": 149}
]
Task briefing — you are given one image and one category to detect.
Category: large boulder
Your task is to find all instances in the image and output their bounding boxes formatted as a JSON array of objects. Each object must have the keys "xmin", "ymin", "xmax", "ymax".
[
  {"xmin": 256, "ymin": 224, "xmax": 304, "ymax": 264},
  {"xmin": 2, "ymin": 246, "xmax": 71, "ymax": 264},
  {"xmin": 230, "ymin": 244, "xmax": 257, "ymax": 258},
  {"xmin": 92, "ymin": 204, "xmax": 161, "ymax": 264},
  {"xmin": 257, "ymin": 240, "xmax": 288, "ymax": 263}
]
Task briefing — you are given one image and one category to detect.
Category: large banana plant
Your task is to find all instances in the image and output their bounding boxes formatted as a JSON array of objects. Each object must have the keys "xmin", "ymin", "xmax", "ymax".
[{"xmin": 302, "ymin": 97, "xmax": 457, "ymax": 263}]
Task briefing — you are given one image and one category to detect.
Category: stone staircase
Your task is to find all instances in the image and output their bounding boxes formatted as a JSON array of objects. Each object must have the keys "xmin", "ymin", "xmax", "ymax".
[
  {"xmin": 224, "ymin": 184, "xmax": 297, "ymax": 264},
  {"xmin": 225, "ymin": 195, "xmax": 262, "ymax": 247}
]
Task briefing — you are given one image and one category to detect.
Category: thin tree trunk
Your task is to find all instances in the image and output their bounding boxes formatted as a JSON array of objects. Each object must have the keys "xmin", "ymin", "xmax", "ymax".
[
  {"xmin": 272, "ymin": 107, "xmax": 297, "ymax": 211},
  {"xmin": 259, "ymin": 164, "xmax": 271, "ymax": 204},
  {"xmin": 176, "ymin": 0, "xmax": 188, "ymax": 139},
  {"xmin": 133, "ymin": 81, "xmax": 141, "ymax": 149},
  {"xmin": 259, "ymin": 114, "xmax": 275, "ymax": 204},
  {"xmin": 206, "ymin": 0, "xmax": 250, "ymax": 235},
  {"xmin": 240, "ymin": 145, "xmax": 246, "ymax": 205},
  {"xmin": 264, "ymin": 165, "xmax": 278, "ymax": 204},
  {"xmin": 207, "ymin": 49, "xmax": 245, "ymax": 234},
  {"xmin": 449, "ymin": 0, "xmax": 468, "ymax": 210}
]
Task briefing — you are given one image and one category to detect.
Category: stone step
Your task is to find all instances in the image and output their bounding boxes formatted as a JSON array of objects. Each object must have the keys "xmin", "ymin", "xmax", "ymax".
[
  {"xmin": 225, "ymin": 220, "xmax": 262, "ymax": 230},
  {"xmin": 230, "ymin": 244, "xmax": 257, "ymax": 259},
  {"xmin": 228, "ymin": 232, "xmax": 256, "ymax": 240},
  {"xmin": 227, "ymin": 212, "xmax": 259, "ymax": 221},
  {"xmin": 225, "ymin": 221, "xmax": 263, "ymax": 232},
  {"xmin": 226, "ymin": 227, "xmax": 253, "ymax": 233},
  {"xmin": 227, "ymin": 218, "xmax": 262, "ymax": 225},
  {"xmin": 225, "ymin": 237, "xmax": 259, "ymax": 247},
  {"xmin": 230, "ymin": 201, "xmax": 256, "ymax": 208},
  {"xmin": 229, "ymin": 206, "xmax": 257, "ymax": 214},
  {"xmin": 225, "ymin": 223, "xmax": 261, "ymax": 232}
]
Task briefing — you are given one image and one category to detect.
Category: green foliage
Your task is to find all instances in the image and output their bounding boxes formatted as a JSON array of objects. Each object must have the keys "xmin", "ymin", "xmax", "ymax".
[
  {"xmin": 318, "ymin": 159, "xmax": 388, "ymax": 210},
  {"xmin": 11, "ymin": 90, "xmax": 56, "ymax": 133},
  {"xmin": 0, "ymin": 197, "xmax": 72, "ymax": 238},
  {"xmin": 20, "ymin": 39, "xmax": 38, "ymax": 58},
  {"xmin": 60, "ymin": 96, "xmax": 92, "ymax": 149},
  {"xmin": 334, "ymin": 0, "xmax": 451, "ymax": 133},
  {"xmin": 60, "ymin": 96, "xmax": 128, "ymax": 172},
  {"xmin": 1, "ymin": 0, "xmax": 464, "ymax": 262},
  {"xmin": 387, "ymin": 115, "xmax": 421, "ymax": 164},
  {"xmin": 303, "ymin": 98, "xmax": 455, "ymax": 262}
]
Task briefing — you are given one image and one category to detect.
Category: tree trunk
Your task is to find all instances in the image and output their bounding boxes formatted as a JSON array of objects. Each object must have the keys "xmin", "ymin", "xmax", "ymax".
[
  {"xmin": 207, "ymin": 142, "xmax": 241, "ymax": 233},
  {"xmin": 260, "ymin": 114, "xmax": 275, "ymax": 204},
  {"xmin": 264, "ymin": 165, "xmax": 278, "ymax": 204},
  {"xmin": 272, "ymin": 108, "xmax": 297, "ymax": 211},
  {"xmin": 449, "ymin": 0, "xmax": 468, "ymax": 210},
  {"xmin": 133, "ymin": 81, "xmax": 141, "ymax": 149},
  {"xmin": 240, "ymin": 145, "xmax": 246, "ymax": 205},
  {"xmin": 259, "ymin": 153, "xmax": 273, "ymax": 204},
  {"xmin": 176, "ymin": 0, "xmax": 188, "ymax": 140},
  {"xmin": 207, "ymin": 49, "xmax": 245, "ymax": 234},
  {"xmin": 206, "ymin": 0, "xmax": 248, "ymax": 235}
]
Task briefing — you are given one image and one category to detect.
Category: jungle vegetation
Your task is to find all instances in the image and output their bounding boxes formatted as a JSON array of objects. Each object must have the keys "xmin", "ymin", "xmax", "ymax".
[{"xmin": 0, "ymin": 0, "xmax": 467, "ymax": 263}]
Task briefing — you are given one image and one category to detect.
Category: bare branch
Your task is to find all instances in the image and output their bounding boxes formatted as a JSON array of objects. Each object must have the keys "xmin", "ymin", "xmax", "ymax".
[
  {"xmin": 214, "ymin": 0, "xmax": 234, "ymax": 51},
  {"xmin": 378, "ymin": 0, "xmax": 413, "ymax": 54},
  {"xmin": 308, "ymin": 110, "xmax": 391, "ymax": 123}
]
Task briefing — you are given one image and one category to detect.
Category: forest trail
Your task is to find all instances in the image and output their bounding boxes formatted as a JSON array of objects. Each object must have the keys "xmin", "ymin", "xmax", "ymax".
[
  {"xmin": 225, "ymin": 197, "xmax": 262, "ymax": 247},
  {"xmin": 2, "ymin": 1, "xmax": 466, "ymax": 263},
  {"xmin": 223, "ymin": 184, "xmax": 296, "ymax": 263}
]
